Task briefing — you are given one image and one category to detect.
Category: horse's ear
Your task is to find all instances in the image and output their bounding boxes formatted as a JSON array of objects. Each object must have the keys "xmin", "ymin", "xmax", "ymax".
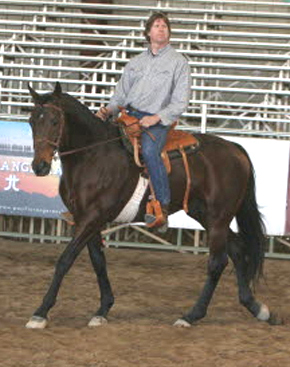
[
  {"xmin": 28, "ymin": 83, "xmax": 40, "ymax": 103},
  {"xmin": 53, "ymin": 82, "xmax": 62, "ymax": 96}
]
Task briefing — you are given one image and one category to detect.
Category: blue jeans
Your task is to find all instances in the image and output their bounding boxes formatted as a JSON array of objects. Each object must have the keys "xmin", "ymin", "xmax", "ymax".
[{"xmin": 127, "ymin": 107, "xmax": 170, "ymax": 206}]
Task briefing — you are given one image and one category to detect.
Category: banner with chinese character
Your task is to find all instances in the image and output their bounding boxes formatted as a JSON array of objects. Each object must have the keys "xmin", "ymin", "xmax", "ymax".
[
  {"xmin": 1, "ymin": 121, "xmax": 290, "ymax": 235},
  {"xmin": 0, "ymin": 121, "xmax": 66, "ymax": 218}
]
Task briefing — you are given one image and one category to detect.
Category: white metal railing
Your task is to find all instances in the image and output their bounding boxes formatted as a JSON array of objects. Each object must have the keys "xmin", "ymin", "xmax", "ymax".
[
  {"xmin": 2, "ymin": 0, "xmax": 290, "ymax": 7},
  {"xmin": 1, "ymin": 20, "xmax": 290, "ymax": 41},
  {"xmin": 3, "ymin": 39, "xmax": 290, "ymax": 57},
  {"xmin": 2, "ymin": 30, "xmax": 290, "ymax": 51},
  {"xmin": 1, "ymin": 14, "xmax": 290, "ymax": 31},
  {"xmin": 1, "ymin": 0, "xmax": 290, "ymax": 136},
  {"xmin": 1, "ymin": 1, "xmax": 290, "ymax": 18}
]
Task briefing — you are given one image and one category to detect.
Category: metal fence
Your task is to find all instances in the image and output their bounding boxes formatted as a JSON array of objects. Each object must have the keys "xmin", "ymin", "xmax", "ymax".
[{"xmin": 1, "ymin": 0, "xmax": 290, "ymax": 135}]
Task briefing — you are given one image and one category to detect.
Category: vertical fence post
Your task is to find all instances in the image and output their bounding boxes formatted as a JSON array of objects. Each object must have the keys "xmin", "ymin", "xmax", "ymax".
[
  {"xmin": 201, "ymin": 103, "xmax": 207, "ymax": 133},
  {"xmin": 177, "ymin": 227, "xmax": 182, "ymax": 251}
]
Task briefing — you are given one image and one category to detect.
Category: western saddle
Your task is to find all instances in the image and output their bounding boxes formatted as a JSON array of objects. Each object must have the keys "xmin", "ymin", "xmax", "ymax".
[{"xmin": 117, "ymin": 108, "xmax": 199, "ymax": 229}]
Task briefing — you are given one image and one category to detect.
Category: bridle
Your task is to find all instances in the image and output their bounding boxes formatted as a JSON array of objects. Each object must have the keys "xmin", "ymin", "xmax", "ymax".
[{"xmin": 33, "ymin": 103, "xmax": 65, "ymax": 151}]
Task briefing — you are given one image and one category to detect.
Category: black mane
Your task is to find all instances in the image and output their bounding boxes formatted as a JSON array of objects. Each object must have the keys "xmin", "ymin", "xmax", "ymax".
[
  {"xmin": 62, "ymin": 93, "xmax": 103, "ymax": 130},
  {"xmin": 60, "ymin": 92, "xmax": 120, "ymax": 140}
]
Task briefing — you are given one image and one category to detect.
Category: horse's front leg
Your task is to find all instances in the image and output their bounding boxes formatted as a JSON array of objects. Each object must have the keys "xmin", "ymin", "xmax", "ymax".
[
  {"xmin": 174, "ymin": 222, "xmax": 229, "ymax": 327},
  {"xmin": 86, "ymin": 233, "xmax": 114, "ymax": 327},
  {"xmin": 26, "ymin": 225, "xmax": 96, "ymax": 329}
]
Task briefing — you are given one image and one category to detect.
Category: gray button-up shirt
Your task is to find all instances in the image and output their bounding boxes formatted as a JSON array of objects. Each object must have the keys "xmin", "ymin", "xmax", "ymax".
[{"xmin": 107, "ymin": 44, "xmax": 191, "ymax": 126}]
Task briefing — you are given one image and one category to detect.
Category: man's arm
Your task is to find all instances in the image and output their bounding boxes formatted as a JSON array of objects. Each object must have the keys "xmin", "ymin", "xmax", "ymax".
[
  {"xmin": 139, "ymin": 114, "xmax": 161, "ymax": 128},
  {"xmin": 157, "ymin": 60, "xmax": 191, "ymax": 126},
  {"xmin": 96, "ymin": 106, "xmax": 113, "ymax": 121},
  {"xmin": 95, "ymin": 62, "xmax": 132, "ymax": 120},
  {"xmin": 106, "ymin": 63, "xmax": 132, "ymax": 115}
]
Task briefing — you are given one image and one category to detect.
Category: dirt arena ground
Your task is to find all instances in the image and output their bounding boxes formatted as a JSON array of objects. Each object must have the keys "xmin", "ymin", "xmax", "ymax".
[{"xmin": 1, "ymin": 238, "xmax": 290, "ymax": 367}]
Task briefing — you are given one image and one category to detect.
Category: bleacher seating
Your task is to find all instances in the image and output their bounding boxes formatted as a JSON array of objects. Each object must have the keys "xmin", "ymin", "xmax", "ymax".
[{"xmin": 1, "ymin": 0, "xmax": 290, "ymax": 136}]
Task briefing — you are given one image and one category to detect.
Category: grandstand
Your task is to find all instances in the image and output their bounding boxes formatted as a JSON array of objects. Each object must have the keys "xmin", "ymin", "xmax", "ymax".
[{"xmin": 1, "ymin": 0, "xmax": 290, "ymax": 136}]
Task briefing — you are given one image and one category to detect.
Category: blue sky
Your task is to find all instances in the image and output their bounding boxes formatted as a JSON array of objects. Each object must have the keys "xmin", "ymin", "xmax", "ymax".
[{"xmin": 0, "ymin": 121, "xmax": 32, "ymax": 146}]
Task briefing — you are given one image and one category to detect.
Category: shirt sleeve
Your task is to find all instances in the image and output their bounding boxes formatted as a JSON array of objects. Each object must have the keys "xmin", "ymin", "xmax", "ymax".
[
  {"xmin": 107, "ymin": 62, "xmax": 132, "ymax": 115},
  {"xmin": 157, "ymin": 59, "xmax": 191, "ymax": 126}
]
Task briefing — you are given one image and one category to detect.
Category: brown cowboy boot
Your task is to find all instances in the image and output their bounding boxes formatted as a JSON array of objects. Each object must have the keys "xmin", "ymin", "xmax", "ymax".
[
  {"xmin": 145, "ymin": 203, "xmax": 169, "ymax": 232},
  {"xmin": 157, "ymin": 205, "xmax": 169, "ymax": 233}
]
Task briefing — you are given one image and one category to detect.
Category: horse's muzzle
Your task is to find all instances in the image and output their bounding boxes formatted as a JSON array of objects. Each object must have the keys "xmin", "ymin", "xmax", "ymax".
[{"xmin": 32, "ymin": 160, "xmax": 51, "ymax": 176}]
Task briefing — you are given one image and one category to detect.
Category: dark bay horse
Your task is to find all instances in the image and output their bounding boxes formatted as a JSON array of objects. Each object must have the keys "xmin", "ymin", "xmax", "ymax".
[{"xmin": 26, "ymin": 82, "xmax": 278, "ymax": 329}]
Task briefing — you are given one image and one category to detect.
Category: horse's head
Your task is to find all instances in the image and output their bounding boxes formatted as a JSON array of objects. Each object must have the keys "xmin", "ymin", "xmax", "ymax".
[{"xmin": 28, "ymin": 82, "xmax": 64, "ymax": 176}]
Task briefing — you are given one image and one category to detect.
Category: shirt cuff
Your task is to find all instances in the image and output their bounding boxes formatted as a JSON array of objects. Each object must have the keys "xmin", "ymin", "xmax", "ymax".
[
  {"xmin": 158, "ymin": 111, "xmax": 175, "ymax": 126},
  {"xmin": 106, "ymin": 103, "xmax": 120, "ymax": 116}
]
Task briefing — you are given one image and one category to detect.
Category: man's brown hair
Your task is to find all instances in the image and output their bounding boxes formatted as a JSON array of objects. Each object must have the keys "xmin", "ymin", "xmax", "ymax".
[{"xmin": 144, "ymin": 12, "xmax": 171, "ymax": 43}]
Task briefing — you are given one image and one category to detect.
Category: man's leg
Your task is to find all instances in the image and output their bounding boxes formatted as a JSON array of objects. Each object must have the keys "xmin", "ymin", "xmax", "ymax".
[{"xmin": 141, "ymin": 124, "xmax": 170, "ymax": 227}]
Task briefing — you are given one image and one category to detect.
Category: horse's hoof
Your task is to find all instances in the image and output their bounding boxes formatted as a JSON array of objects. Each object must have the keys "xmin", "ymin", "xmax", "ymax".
[
  {"xmin": 268, "ymin": 312, "xmax": 284, "ymax": 326},
  {"xmin": 26, "ymin": 316, "xmax": 48, "ymax": 329},
  {"xmin": 256, "ymin": 303, "xmax": 270, "ymax": 321},
  {"xmin": 88, "ymin": 316, "xmax": 108, "ymax": 327},
  {"xmin": 173, "ymin": 319, "xmax": 191, "ymax": 328}
]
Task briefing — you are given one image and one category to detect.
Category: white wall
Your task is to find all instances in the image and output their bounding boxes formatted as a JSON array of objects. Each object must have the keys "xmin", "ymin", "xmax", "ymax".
[{"xmin": 169, "ymin": 136, "xmax": 290, "ymax": 236}]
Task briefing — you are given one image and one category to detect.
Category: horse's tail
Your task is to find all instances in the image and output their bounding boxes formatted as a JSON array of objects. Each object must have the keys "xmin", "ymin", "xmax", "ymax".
[{"xmin": 235, "ymin": 144, "xmax": 266, "ymax": 284}]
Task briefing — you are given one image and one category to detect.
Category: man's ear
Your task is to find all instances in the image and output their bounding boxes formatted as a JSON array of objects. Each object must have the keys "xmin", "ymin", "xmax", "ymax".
[
  {"xmin": 27, "ymin": 83, "xmax": 40, "ymax": 103},
  {"xmin": 53, "ymin": 81, "xmax": 62, "ymax": 96}
]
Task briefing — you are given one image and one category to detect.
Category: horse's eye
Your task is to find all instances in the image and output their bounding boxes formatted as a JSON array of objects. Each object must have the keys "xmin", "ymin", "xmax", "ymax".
[{"xmin": 51, "ymin": 117, "xmax": 59, "ymax": 126}]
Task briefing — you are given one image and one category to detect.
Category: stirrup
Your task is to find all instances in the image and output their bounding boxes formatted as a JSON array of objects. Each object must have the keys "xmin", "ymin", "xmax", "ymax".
[{"xmin": 145, "ymin": 200, "xmax": 168, "ymax": 231}]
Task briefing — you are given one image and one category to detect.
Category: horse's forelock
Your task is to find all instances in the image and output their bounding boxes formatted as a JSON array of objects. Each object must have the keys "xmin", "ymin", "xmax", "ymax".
[{"xmin": 33, "ymin": 92, "xmax": 58, "ymax": 107}]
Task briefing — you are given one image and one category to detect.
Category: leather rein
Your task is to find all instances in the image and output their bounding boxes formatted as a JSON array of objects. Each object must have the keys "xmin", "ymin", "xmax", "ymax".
[{"xmin": 33, "ymin": 103, "xmax": 141, "ymax": 158}]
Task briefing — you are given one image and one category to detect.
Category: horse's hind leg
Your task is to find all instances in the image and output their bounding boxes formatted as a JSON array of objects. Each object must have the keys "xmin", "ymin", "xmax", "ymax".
[
  {"xmin": 86, "ymin": 234, "xmax": 114, "ymax": 327},
  {"xmin": 175, "ymin": 223, "xmax": 229, "ymax": 327},
  {"xmin": 227, "ymin": 232, "xmax": 281, "ymax": 325}
]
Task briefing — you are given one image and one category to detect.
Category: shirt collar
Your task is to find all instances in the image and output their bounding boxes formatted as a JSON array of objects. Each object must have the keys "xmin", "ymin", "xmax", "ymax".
[{"xmin": 148, "ymin": 43, "xmax": 171, "ymax": 57}]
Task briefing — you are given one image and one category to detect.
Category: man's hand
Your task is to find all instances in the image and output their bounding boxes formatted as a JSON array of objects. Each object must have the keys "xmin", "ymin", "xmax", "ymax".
[
  {"xmin": 96, "ymin": 106, "xmax": 112, "ymax": 121},
  {"xmin": 139, "ymin": 114, "xmax": 160, "ymax": 128}
]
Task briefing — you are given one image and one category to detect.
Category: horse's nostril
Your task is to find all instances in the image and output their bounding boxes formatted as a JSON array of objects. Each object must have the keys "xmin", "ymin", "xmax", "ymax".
[{"xmin": 32, "ymin": 160, "xmax": 51, "ymax": 176}]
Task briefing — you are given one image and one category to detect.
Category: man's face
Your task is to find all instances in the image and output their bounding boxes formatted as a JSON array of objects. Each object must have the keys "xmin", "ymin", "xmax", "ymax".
[{"xmin": 148, "ymin": 18, "xmax": 170, "ymax": 46}]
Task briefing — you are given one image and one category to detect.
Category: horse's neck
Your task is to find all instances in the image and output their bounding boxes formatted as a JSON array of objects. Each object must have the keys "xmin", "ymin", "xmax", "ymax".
[
  {"xmin": 60, "ymin": 108, "xmax": 108, "ymax": 151},
  {"xmin": 58, "ymin": 100, "xmax": 140, "ymax": 198}
]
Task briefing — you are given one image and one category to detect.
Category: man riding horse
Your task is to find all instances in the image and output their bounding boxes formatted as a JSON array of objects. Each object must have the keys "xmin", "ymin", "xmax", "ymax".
[{"xmin": 96, "ymin": 12, "xmax": 191, "ymax": 230}]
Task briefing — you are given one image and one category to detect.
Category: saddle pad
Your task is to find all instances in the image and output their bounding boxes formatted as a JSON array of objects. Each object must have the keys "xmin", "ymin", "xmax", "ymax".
[
  {"xmin": 163, "ymin": 130, "xmax": 198, "ymax": 153},
  {"xmin": 113, "ymin": 175, "xmax": 149, "ymax": 223}
]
